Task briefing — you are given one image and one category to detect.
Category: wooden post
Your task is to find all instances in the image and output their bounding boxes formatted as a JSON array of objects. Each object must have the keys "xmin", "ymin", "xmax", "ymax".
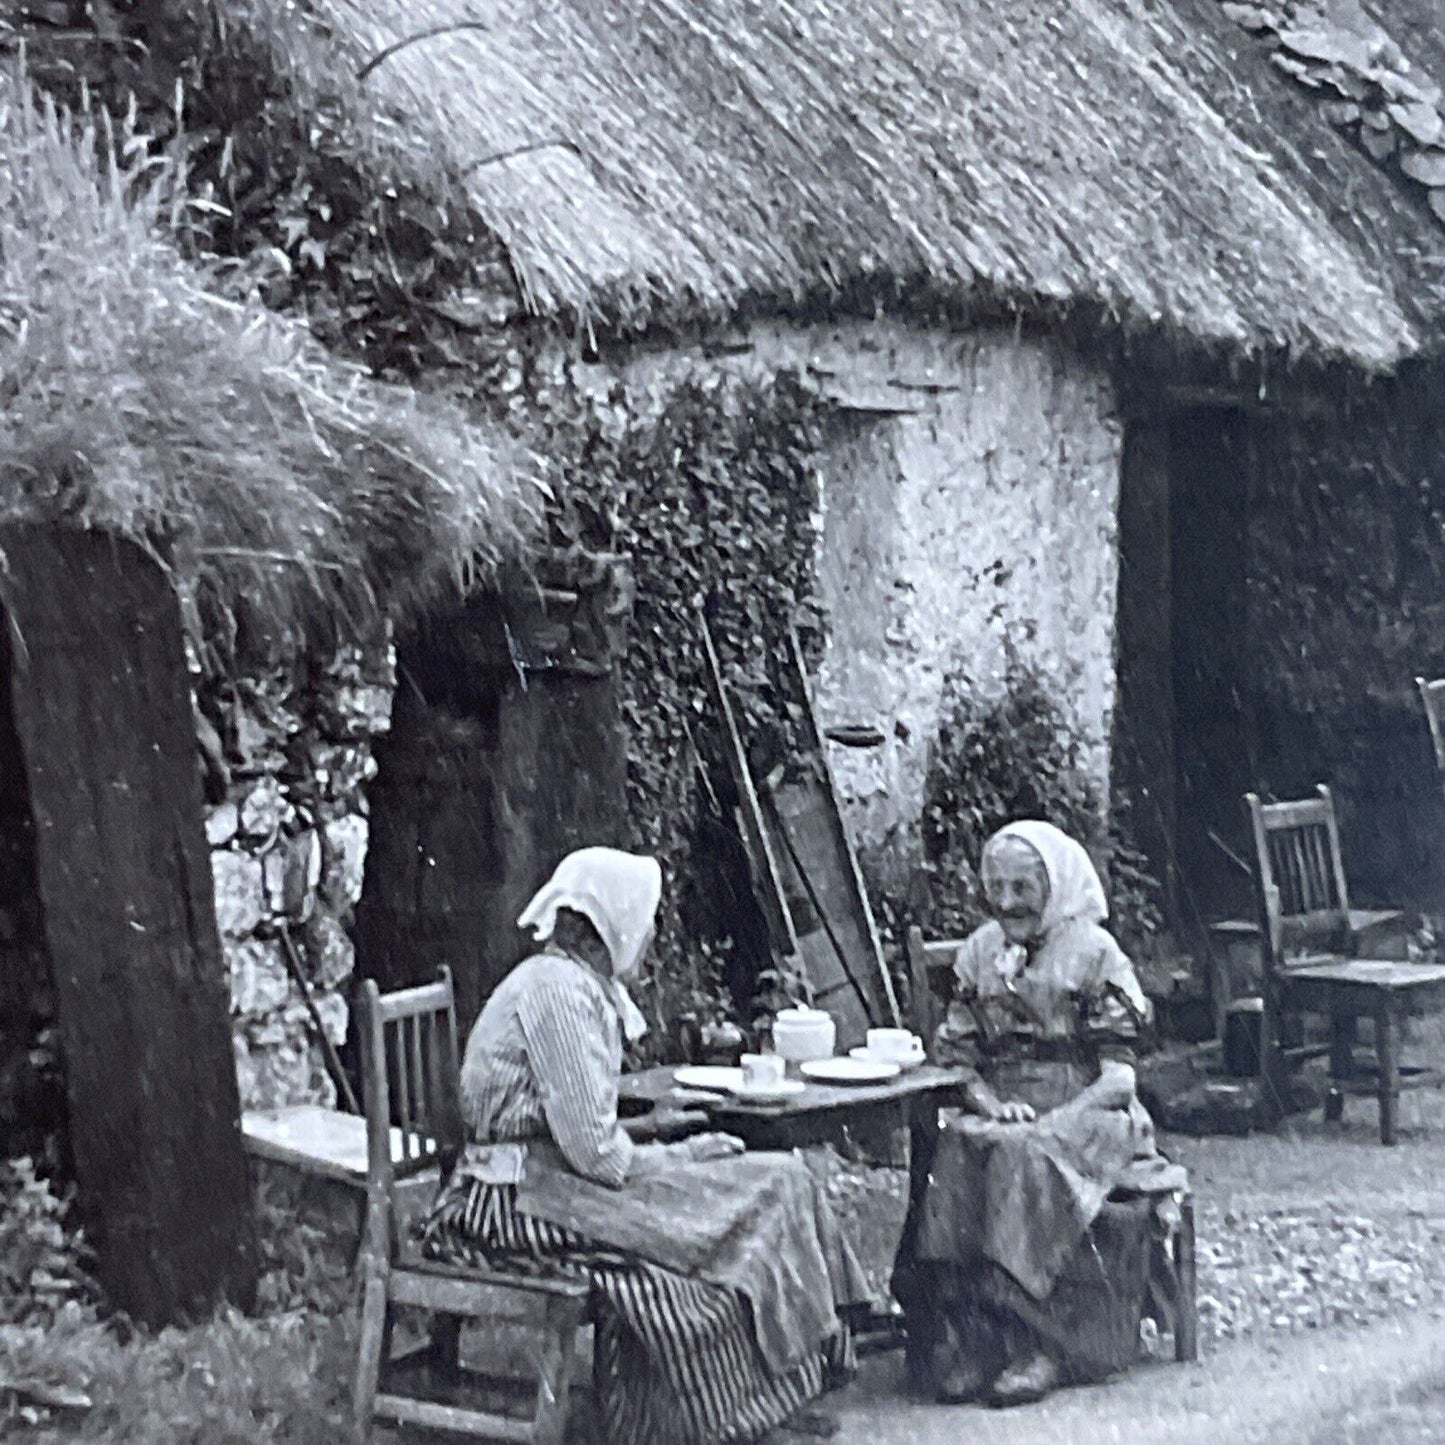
[{"xmin": 0, "ymin": 527, "xmax": 255, "ymax": 1324}]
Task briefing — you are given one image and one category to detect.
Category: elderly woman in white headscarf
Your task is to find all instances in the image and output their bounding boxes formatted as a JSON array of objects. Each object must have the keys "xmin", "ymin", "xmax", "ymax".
[
  {"xmin": 423, "ymin": 847, "xmax": 864, "ymax": 1445},
  {"xmin": 892, "ymin": 822, "xmax": 1187, "ymax": 1409}
]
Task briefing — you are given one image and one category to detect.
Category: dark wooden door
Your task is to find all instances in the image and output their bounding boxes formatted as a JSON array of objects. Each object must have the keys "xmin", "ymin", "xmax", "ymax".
[
  {"xmin": 358, "ymin": 670, "xmax": 629, "ymax": 1040},
  {"xmin": 1170, "ymin": 410, "xmax": 1256, "ymax": 924},
  {"xmin": 356, "ymin": 690, "xmax": 506, "ymax": 1035},
  {"xmin": 0, "ymin": 527, "xmax": 255, "ymax": 1325}
]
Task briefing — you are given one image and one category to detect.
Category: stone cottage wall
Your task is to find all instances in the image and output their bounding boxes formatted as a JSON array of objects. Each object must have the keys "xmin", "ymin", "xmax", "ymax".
[
  {"xmin": 762, "ymin": 324, "xmax": 1122, "ymax": 888},
  {"xmin": 592, "ymin": 320, "xmax": 1124, "ymax": 892},
  {"xmin": 198, "ymin": 644, "xmax": 395, "ymax": 1110}
]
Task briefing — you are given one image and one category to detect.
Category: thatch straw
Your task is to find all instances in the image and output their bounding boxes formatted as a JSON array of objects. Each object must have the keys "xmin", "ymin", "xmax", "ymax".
[
  {"xmin": 214, "ymin": 0, "xmax": 1438, "ymax": 369},
  {"xmin": 0, "ymin": 63, "xmax": 542, "ymax": 659}
]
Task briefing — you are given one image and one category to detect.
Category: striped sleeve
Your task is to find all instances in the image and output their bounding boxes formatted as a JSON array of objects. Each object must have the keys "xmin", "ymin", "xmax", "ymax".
[{"xmin": 516, "ymin": 976, "xmax": 635, "ymax": 1188}]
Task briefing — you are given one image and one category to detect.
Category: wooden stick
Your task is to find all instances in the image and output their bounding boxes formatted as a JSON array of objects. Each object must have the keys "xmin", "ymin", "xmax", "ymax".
[{"xmin": 278, "ymin": 924, "xmax": 361, "ymax": 1115}]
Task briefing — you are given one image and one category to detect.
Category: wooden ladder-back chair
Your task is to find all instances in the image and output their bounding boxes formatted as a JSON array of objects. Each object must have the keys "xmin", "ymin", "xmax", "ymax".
[
  {"xmin": 904, "ymin": 928, "xmax": 1198, "ymax": 1363},
  {"xmin": 1246, "ymin": 786, "xmax": 1404, "ymax": 962},
  {"xmin": 353, "ymin": 969, "xmax": 588, "ymax": 1444},
  {"xmin": 1247, "ymin": 790, "xmax": 1445, "ymax": 1144}
]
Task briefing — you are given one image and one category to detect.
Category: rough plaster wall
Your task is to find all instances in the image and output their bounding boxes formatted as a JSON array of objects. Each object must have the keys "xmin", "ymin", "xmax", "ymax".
[
  {"xmin": 771, "ymin": 326, "xmax": 1122, "ymax": 883},
  {"xmin": 589, "ymin": 321, "xmax": 1123, "ymax": 885}
]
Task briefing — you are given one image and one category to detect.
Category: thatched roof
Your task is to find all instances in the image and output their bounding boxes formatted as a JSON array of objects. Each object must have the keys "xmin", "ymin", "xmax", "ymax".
[
  {"xmin": 0, "ymin": 65, "xmax": 540, "ymax": 660},
  {"xmin": 211, "ymin": 0, "xmax": 1445, "ymax": 371}
]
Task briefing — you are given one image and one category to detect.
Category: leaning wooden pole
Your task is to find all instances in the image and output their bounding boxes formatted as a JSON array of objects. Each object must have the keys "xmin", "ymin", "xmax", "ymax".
[{"xmin": 0, "ymin": 526, "xmax": 256, "ymax": 1325}]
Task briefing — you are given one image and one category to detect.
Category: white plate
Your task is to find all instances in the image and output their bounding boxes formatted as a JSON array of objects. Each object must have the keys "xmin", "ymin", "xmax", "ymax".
[
  {"xmin": 672, "ymin": 1067, "xmax": 807, "ymax": 1102},
  {"xmin": 800, "ymin": 1057, "xmax": 901, "ymax": 1085},
  {"xmin": 849, "ymin": 1047, "xmax": 924, "ymax": 1072},
  {"xmin": 732, "ymin": 1080, "xmax": 807, "ymax": 1104},
  {"xmin": 674, "ymin": 1066, "xmax": 745, "ymax": 1093}
]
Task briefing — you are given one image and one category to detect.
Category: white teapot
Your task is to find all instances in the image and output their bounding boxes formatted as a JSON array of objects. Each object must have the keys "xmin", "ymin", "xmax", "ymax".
[{"xmin": 772, "ymin": 1005, "xmax": 836, "ymax": 1064}]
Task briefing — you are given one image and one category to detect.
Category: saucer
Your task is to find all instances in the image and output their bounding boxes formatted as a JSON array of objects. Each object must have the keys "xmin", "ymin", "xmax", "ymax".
[
  {"xmin": 674, "ymin": 1065, "xmax": 744, "ymax": 1093},
  {"xmin": 849, "ymin": 1046, "xmax": 924, "ymax": 1071},
  {"xmin": 802, "ymin": 1057, "xmax": 901, "ymax": 1085}
]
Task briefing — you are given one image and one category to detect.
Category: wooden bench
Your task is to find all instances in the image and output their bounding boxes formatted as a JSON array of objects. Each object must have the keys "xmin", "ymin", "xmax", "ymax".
[{"xmin": 242, "ymin": 1104, "xmax": 435, "ymax": 1189}]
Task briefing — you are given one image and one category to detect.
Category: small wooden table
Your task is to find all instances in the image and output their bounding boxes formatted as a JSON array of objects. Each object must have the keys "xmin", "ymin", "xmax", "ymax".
[
  {"xmin": 621, "ymin": 1063, "xmax": 967, "ymax": 1327},
  {"xmin": 619, "ymin": 1064, "xmax": 966, "ymax": 1152},
  {"xmin": 1281, "ymin": 959, "xmax": 1445, "ymax": 1144}
]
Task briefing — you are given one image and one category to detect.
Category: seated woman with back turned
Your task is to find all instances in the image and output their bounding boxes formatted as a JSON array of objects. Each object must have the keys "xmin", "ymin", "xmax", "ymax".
[
  {"xmin": 892, "ymin": 821, "xmax": 1188, "ymax": 1408},
  {"xmin": 424, "ymin": 846, "xmax": 864, "ymax": 1445}
]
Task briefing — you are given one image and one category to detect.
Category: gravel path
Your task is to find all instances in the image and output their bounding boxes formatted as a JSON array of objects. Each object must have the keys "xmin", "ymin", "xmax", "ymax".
[
  {"xmin": 1197, "ymin": 1199, "xmax": 1445, "ymax": 1342},
  {"xmin": 833, "ymin": 1073, "xmax": 1445, "ymax": 1436}
]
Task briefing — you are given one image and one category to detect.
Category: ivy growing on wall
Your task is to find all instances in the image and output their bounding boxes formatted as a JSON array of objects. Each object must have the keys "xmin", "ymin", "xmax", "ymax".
[{"xmin": 526, "ymin": 362, "xmax": 827, "ymax": 1044}]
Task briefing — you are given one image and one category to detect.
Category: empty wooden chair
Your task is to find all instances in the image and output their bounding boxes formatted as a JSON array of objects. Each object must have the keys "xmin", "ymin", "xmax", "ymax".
[
  {"xmin": 1247, "ymin": 794, "xmax": 1445, "ymax": 1144},
  {"xmin": 904, "ymin": 927, "xmax": 1198, "ymax": 1363},
  {"xmin": 1247, "ymin": 786, "xmax": 1404, "ymax": 962},
  {"xmin": 353, "ymin": 968, "xmax": 588, "ymax": 1444}
]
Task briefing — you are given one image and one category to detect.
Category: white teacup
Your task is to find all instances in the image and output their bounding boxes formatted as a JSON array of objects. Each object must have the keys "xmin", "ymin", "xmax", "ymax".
[
  {"xmin": 740, "ymin": 1053, "xmax": 786, "ymax": 1092},
  {"xmin": 866, "ymin": 1028, "xmax": 924, "ymax": 1063}
]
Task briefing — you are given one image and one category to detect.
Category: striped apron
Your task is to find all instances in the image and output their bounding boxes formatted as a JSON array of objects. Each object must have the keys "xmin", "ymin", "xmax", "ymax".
[{"xmin": 424, "ymin": 1174, "xmax": 853, "ymax": 1445}]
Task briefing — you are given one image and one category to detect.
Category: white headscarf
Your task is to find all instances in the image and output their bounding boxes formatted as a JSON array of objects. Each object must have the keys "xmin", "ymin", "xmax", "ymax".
[
  {"xmin": 983, "ymin": 820, "xmax": 1108, "ymax": 934},
  {"xmin": 517, "ymin": 847, "xmax": 662, "ymax": 1041}
]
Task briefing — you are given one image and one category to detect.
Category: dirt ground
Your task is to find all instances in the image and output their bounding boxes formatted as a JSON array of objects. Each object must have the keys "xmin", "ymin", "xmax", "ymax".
[
  {"xmin": 16, "ymin": 1038, "xmax": 1445, "ymax": 1443},
  {"xmin": 829, "ymin": 1060, "xmax": 1445, "ymax": 1442}
]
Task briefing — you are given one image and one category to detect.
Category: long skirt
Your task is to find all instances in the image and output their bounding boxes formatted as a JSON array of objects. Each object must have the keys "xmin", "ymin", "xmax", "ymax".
[
  {"xmin": 893, "ymin": 1077, "xmax": 1183, "ymax": 1390},
  {"xmin": 424, "ymin": 1176, "xmax": 852, "ymax": 1445},
  {"xmin": 894, "ymin": 1191, "xmax": 1161, "ymax": 1387}
]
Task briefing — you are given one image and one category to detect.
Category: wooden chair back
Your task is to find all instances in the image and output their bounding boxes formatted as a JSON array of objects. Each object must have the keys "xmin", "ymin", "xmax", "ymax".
[
  {"xmin": 1418, "ymin": 677, "xmax": 1445, "ymax": 774},
  {"xmin": 905, "ymin": 926, "xmax": 962, "ymax": 1048},
  {"xmin": 1246, "ymin": 787, "xmax": 1352, "ymax": 961},
  {"xmin": 356, "ymin": 969, "xmax": 464, "ymax": 1209}
]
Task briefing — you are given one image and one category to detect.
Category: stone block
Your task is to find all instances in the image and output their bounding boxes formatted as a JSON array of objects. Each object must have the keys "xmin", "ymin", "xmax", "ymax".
[
  {"xmin": 227, "ymin": 937, "xmax": 291, "ymax": 1018},
  {"xmin": 307, "ymin": 742, "xmax": 378, "ymax": 804},
  {"xmin": 313, "ymin": 991, "xmax": 348, "ymax": 1048},
  {"xmin": 323, "ymin": 815, "xmax": 369, "ymax": 909},
  {"xmin": 262, "ymin": 830, "xmax": 321, "ymax": 919},
  {"xmin": 304, "ymin": 911, "xmax": 356, "ymax": 990},
  {"xmin": 205, "ymin": 800, "xmax": 239, "ymax": 848},
  {"xmin": 212, "ymin": 850, "xmax": 265, "ymax": 937},
  {"xmin": 235, "ymin": 1031, "xmax": 335, "ymax": 1111},
  {"xmin": 240, "ymin": 777, "xmax": 290, "ymax": 840},
  {"xmin": 326, "ymin": 684, "xmax": 394, "ymax": 740}
]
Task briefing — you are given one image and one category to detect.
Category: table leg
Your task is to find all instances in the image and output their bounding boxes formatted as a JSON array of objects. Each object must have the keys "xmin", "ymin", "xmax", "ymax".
[
  {"xmin": 1326, "ymin": 1007, "xmax": 1355, "ymax": 1123},
  {"xmin": 1375, "ymin": 997, "xmax": 1401, "ymax": 1146},
  {"xmin": 897, "ymin": 1097, "xmax": 943, "ymax": 1386}
]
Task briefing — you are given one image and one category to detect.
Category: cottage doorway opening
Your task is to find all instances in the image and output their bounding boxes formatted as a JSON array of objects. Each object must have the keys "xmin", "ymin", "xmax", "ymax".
[
  {"xmin": 1115, "ymin": 407, "xmax": 1256, "ymax": 951},
  {"xmin": 1169, "ymin": 408, "xmax": 1256, "ymax": 931},
  {"xmin": 355, "ymin": 588, "xmax": 630, "ymax": 1043},
  {"xmin": 0, "ymin": 526, "xmax": 256, "ymax": 1326}
]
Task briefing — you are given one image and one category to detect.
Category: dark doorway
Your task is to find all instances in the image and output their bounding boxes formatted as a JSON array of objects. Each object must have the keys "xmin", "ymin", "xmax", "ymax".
[
  {"xmin": 355, "ymin": 587, "xmax": 631, "ymax": 1041},
  {"xmin": 1169, "ymin": 408, "xmax": 1256, "ymax": 927}
]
